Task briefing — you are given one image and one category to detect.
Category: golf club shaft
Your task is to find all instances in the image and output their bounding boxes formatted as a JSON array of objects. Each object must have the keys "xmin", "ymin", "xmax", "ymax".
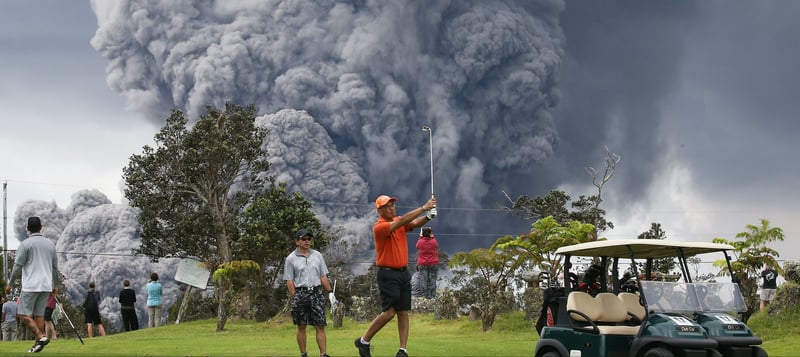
[
  {"xmin": 53, "ymin": 295, "xmax": 85, "ymax": 345},
  {"xmin": 429, "ymin": 132, "xmax": 434, "ymax": 197},
  {"xmin": 424, "ymin": 126, "xmax": 434, "ymax": 197}
]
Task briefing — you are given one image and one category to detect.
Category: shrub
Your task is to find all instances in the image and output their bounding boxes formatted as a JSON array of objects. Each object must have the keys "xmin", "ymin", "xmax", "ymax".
[
  {"xmin": 783, "ymin": 261, "xmax": 800, "ymax": 284},
  {"xmin": 768, "ymin": 281, "xmax": 800, "ymax": 315},
  {"xmin": 434, "ymin": 289, "xmax": 459, "ymax": 320}
]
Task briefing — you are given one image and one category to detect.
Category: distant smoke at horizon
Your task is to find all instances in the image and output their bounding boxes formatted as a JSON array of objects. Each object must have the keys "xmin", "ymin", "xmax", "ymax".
[{"xmin": 16, "ymin": 193, "xmax": 179, "ymax": 330}]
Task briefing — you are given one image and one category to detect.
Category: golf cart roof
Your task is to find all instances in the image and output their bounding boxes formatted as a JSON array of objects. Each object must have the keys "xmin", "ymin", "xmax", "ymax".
[{"xmin": 555, "ymin": 239, "xmax": 735, "ymax": 259}]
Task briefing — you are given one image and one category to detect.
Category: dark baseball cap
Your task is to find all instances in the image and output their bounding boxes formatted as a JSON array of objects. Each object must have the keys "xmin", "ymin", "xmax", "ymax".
[
  {"xmin": 295, "ymin": 229, "xmax": 313, "ymax": 240},
  {"xmin": 27, "ymin": 217, "xmax": 42, "ymax": 231}
]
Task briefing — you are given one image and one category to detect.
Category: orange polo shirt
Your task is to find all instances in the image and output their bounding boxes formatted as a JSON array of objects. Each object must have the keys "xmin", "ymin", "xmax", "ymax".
[{"xmin": 373, "ymin": 216, "xmax": 411, "ymax": 268}]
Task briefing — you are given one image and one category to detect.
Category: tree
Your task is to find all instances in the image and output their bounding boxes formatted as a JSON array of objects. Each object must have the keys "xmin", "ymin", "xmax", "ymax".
[
  {"xmin": 236, "ymin": 180, "xmax": 329, "ymax": 321},
  {"xmin": 637, "ymin": 223, "xmax": 675, "ymax": 275},
  {"xmin": 123, "ymin": 103, "xmax": 270, "ymax": 331},
  {"xmin": 581, "ymin": 146, "xmax": 621, "ymax": 237},
  {"xmin": 503, "ymin": 147, "xmax": 619, "ymax": 240},
  {"xmin": 211, "ymin": 260, "xmax": 262, "ymax": 329},
  {"xmin": 712, "ymin": 218, "xmax": 785, "ymax": 322},
  {"xmin": 449, "ymin": 247, "xmax": 521, "ymax": 331},
  {"xmin": 237, "ymin": 180, "xmax": 328, "ymax": 285},
  {"xmin": 504, "ymin": 190, "xmax": 571, "ymax": 222},
  {"xmin": 493, "ymin": 216, "xmax": 596, "ymax": 281}
]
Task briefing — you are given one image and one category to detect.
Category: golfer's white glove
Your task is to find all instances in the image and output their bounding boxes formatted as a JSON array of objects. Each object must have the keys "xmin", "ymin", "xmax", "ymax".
[
  {"xmin": 328, "ymin": 292, "xmax": 337, "ymax": 305},
  {"xmin": 426, "ymin": 208, "xmax": 437, "ymax": 220}
]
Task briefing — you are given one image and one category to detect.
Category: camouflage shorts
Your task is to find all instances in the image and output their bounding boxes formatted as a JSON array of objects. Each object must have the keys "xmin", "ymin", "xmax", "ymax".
[{"xmin": 291, "ymin": 289, "xmax": 327, "ymax": 326}]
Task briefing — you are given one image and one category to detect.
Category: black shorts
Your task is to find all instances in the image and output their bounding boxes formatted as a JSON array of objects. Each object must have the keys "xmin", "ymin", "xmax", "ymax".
[
  {"xmin": 84, "ymin": 309, "xmax": 102, "ymax": 325},
  {"xmin": 290, "ymin": 289, "xmax": 327, "ymax": 327},
  {"xmin": 377, "ymin": 268, "xmax": 412, "ymax": 312},
  {"xmin": 44, "ymin": 307, "xmax": 54, "ymax": 322}
]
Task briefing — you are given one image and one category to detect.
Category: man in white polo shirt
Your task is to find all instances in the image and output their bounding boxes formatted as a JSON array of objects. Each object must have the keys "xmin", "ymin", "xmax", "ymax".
[{"xmin": 6, "ymin": 217, "xmax": 60, "ymax": 353}]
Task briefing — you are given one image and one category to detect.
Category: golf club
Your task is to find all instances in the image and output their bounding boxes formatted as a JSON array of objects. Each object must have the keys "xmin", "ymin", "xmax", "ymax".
[
  {"xmin": 421, "ymin": 126, "xmax": 434, "ymax": 197},
  {"xmin": 52, "ymin": 295, "xmax": 85, "ymax": 345}
]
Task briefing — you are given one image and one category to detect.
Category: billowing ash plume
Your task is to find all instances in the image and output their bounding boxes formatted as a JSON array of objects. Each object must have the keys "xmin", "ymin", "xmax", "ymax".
[
  {"xmin": 89, "ymin": 0, "xmax": 567, "ymax": 255},
  {"xmin": 255, "ymin": 109, "xmax": 374, "ymax": 254},
  {"xmin": 57, "ymin": 203, "xmax": 178, "ymax": 330},
  {"xmin": 66, "ymin": 189, "xmax": 112, "ymax": 219},
  {"xmin": 14, "ymin": 200, "xmax": 68, "ymax": 246}
]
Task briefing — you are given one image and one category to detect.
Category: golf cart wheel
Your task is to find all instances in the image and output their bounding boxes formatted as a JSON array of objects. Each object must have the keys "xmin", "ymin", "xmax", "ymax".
[
  {"xmin": 540, "ymin": 352, "xmax": 561, "ymax": 357},
  {"xmin": 642, "ymin": 347, "xmax": 674, "ymax": 357},
  {"xmin": 752, "ymin": 346, "xmax": 768, "ymax": 357}
]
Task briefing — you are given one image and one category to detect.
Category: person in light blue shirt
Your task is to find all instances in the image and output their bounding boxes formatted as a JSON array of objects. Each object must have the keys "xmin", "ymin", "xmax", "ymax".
[
  {"xmin": 2, "ymin": 295, "xmax": 18, "ymax": 341},
  {"xmin": 145, "ymin": 272, "xmax": 163, "ymax": 328}
]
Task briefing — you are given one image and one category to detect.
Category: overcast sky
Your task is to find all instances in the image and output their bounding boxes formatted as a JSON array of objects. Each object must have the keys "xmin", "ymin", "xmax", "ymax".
[{"xmin": 1, "ymin": 0, "xmax": 798, "ymax": 270}]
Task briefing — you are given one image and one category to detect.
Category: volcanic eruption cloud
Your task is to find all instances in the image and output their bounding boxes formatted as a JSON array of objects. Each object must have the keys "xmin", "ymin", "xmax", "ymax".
[{"xmin": 88, "ymin": 0, "xmax": 567, "ymax": 252}]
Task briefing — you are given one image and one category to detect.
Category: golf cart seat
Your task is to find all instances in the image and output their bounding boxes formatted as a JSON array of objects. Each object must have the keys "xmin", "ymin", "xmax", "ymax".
[
  {"xmin": 566, "ymin": 292, "xmax": 641, "ymax": 335},
  {"xmin": 618, "ymin": 292, "xmax": 646, "ymax": 322}
]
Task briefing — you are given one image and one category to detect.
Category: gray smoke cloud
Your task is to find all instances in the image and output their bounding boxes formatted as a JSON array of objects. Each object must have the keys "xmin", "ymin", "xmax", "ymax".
[
  {"xmin": 57, "ymin": 202, "xmax": 179, "ymax": 330},
  {"xmin": 14, "ymin": 200, "xmax": 68, "ymax": 246},
  {"xmin": 89, "ymin": 0, "xmax": 567, "ymax": 255},
  {"xmin": 66, "ymin": 189, "xmax": 112, "ymax": 219}
]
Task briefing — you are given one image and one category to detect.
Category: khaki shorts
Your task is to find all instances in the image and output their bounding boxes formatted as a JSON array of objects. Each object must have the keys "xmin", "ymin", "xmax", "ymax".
[{"xmin": 760, "ymin": 288, "xmax": 776, "ymax": 301}]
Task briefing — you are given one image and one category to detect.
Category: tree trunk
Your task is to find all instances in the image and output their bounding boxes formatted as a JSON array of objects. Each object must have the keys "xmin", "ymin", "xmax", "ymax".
[
  {"xmin": 211, "ymin": 200, "xmax": 232, "ymax": 332},
  {"xmin": 215, "ymin": 283, "xmax": 229, "ymax": 332},
  {"xmin": 481, "ymin": 308, "xmax": 496, "ymax": 332}
]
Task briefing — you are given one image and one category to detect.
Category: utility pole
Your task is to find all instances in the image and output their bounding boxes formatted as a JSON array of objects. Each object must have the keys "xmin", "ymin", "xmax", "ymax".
[{"xmin": 3, "ymin": 180, "xmax": 8, "ymax": 281}]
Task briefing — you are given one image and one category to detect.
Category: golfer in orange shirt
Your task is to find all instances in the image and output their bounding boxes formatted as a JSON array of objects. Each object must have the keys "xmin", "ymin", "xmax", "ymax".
[{"xmin": 354, "ymin": 194, "xmax": 437, "ymax": 357}]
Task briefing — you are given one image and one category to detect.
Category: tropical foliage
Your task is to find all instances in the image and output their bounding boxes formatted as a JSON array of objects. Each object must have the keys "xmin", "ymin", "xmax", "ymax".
[
  {"xmin": 449, "ymin": 247, "xmax": 521, "ymax": 331},
  {"xmin": 493, "ymin": 216, "xmax": 596, "ymax": 279},
  {"xmin": 712, "ymin": 218, "xmax": 785, "ymax": 321}
]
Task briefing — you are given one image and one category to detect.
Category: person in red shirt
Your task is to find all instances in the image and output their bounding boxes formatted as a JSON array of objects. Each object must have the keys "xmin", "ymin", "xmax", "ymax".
[
  {"xmin": 415, "ymin": 227, "xmax": 439, "ymax": 299},
  {"xmin": 355, "ymin": 194, "xmax": 437, "ymax": 357}
]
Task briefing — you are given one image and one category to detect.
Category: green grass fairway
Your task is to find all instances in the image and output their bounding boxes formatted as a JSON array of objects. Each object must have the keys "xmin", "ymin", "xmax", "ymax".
[{"xmin": 1, "ymin": 309, "xmax": 793, "ymax": 356}]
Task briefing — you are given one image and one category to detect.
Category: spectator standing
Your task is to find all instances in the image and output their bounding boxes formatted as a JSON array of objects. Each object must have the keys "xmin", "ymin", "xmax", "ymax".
[
  {"xmin": 119, "ymin": 279, "xmax": 139, "ymax": 331},
  {"xmin": 146, "ymin": 272, "xmax": 163, "ymax": 328},
  {"xmin": 415, "ymin": 227, "xmax": 439, "ymax": 299},
  {"xmin": 284, "ymin": 228, "xmax": 336, "ymax": 357},
  {"xmin": 43, "ymin": 294, "xmax": 57, "ymax": 340},
  {"xmin": 5, "ymin": 216, "xmax": 59, "ymax": 352},
  {"xmin": 83, "ymin": 282, "xmax": 106, "ymax": 337},
  {"xmin": 2, "ymin": 295, "xmax": 18, "ymax": 341},
  {"xmin": 760, "ymin": 264, "xmax": 779, "ymax": 310},
  {"xmin": 354, "ymin": 195, "xmax": 437, "ymax": 357}
]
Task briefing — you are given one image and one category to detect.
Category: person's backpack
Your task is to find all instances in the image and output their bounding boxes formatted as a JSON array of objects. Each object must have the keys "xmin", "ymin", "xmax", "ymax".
[{"xmin": 84, "ymin": 291, "xmax": 99, "ymax": 311}]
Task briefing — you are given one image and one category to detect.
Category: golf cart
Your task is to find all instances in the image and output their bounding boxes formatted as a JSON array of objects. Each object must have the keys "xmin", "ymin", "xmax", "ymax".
[{"xmin": 534, "ymin": 239, "xmax": 766, "ymax": 357}]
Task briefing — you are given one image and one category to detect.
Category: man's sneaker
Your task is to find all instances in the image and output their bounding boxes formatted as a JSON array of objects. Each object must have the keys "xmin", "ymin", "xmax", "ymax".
[
  {"xmin": 354, "ymin": 337, "xmax": 372, "ymax": 357},
  {"xmin": 28, "ymin": 337, "xmax": 50, "ymax": 353},
  {"xmin": 28, "ymin": 336, "xmax": 50, "ymax": 353},
  {"xmin": 28, "ymin": 344, "xmax": 41, "ymax": 353},
  {"xmin": 321, "ymin": 354, "xmax": 331, "ymax": 357},
  {"xmin": 300, "ymin": 353, "xmax": 308, "ymax": 357},
  {"xmin": 396, "ymin": 349, "xmax": 409, "ymax": 357}
]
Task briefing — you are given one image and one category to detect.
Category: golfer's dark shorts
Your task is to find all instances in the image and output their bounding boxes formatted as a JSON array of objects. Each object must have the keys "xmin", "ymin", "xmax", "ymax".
[
  {"xmin": 377, "ymin": 267, "xmax": 412, "ymax": 312},
  {"xmin": 291, "ymin": 289, "xmax": 326, "ymax": 327},
  {"xmin": 84, "ymin": 308, "xmax": 102, "ymax": 325},
  {"xmin": 44, "ymin": 307, "xmax": 54, "ymax": 322}
]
